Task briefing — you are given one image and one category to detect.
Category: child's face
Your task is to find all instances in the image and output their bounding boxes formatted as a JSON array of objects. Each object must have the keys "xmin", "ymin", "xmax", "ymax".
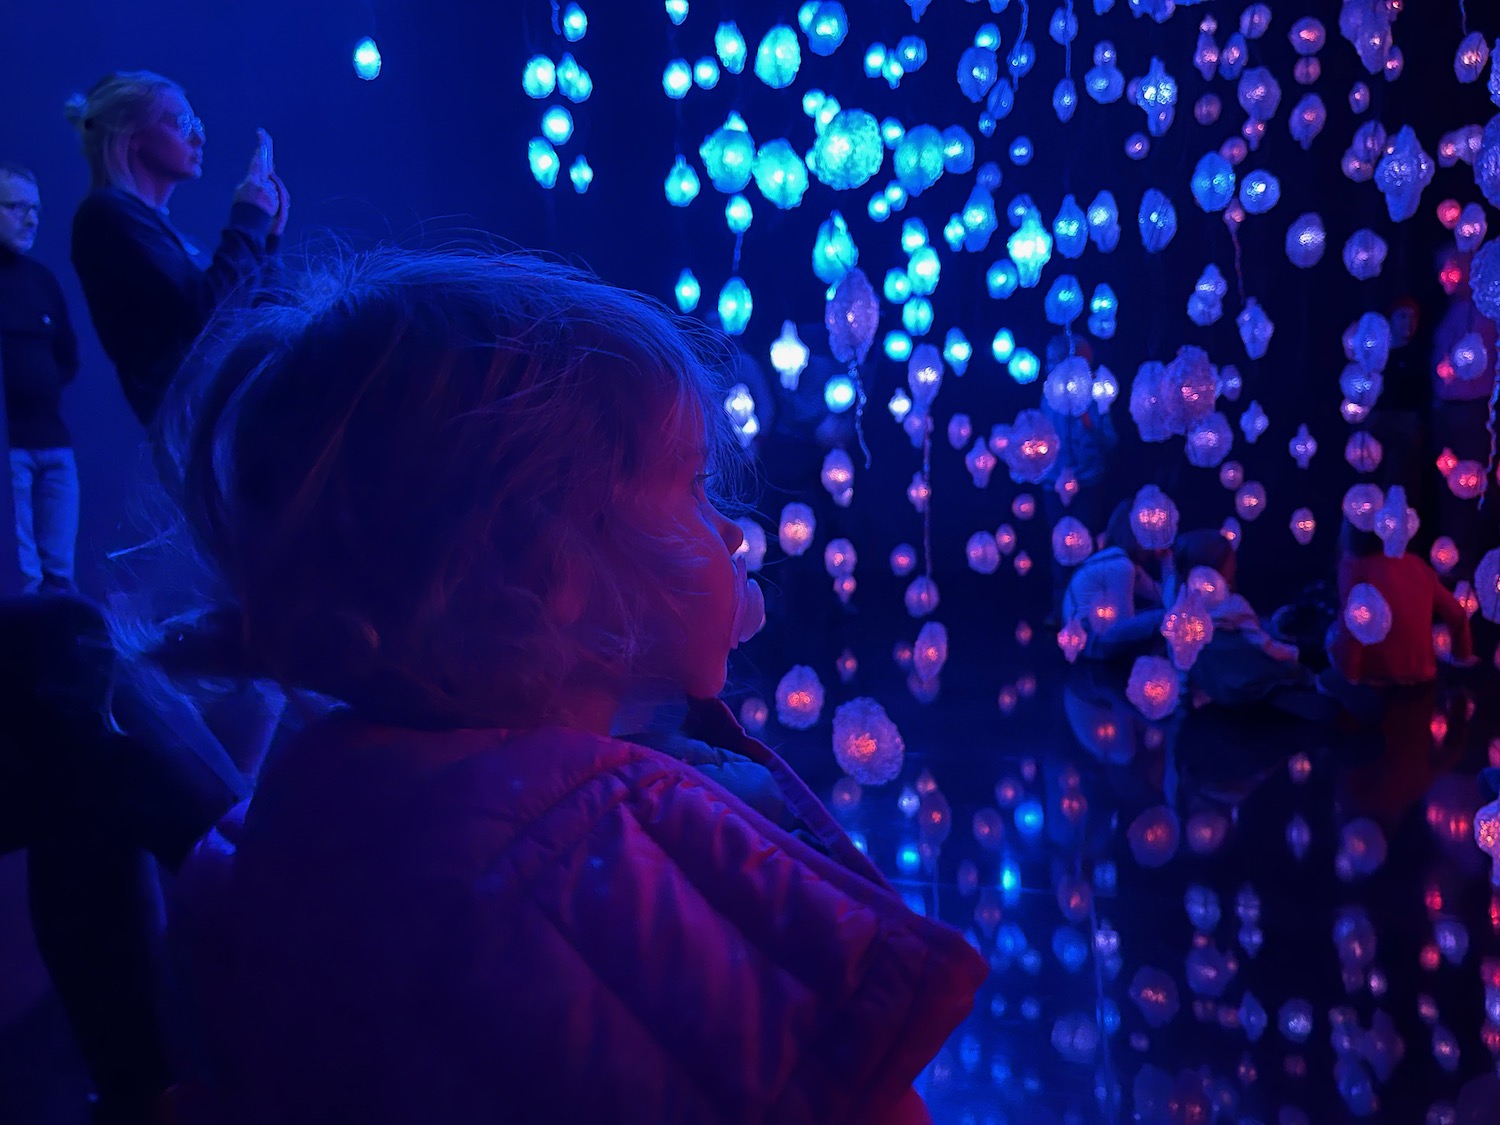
[{"xmin": 636, "ymin": 445, "xmax": 746, "ymax": 699}]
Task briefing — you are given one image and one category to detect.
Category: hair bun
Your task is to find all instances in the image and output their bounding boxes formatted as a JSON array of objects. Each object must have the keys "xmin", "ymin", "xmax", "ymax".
[{"xmin": 62, "ymin": 92, "xmax": 89, "ymax": 130}]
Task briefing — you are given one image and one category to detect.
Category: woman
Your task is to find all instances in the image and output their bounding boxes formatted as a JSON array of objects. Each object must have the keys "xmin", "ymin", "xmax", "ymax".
[{"xmin": 66, "ymin": 71, "xmax": 289, "ymax": 428}]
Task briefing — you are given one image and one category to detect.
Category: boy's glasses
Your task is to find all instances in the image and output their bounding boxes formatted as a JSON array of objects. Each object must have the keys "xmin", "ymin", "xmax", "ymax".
[
  {"xmin": 0, "ymin": 201, "xmax": 40, "ymax": 219},
  {"xmin": 168, "ymin": 112, "xmax": 206, "ymax": 140}
]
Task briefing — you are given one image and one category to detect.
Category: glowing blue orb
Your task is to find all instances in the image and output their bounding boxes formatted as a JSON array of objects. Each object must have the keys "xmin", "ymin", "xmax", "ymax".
[
  {"xmin": 975, "ymin": 23, "xmax": 1000, "ymax": 49},
  {"xmin": 884, "ymin": 182, "xmax": 908, "ymax": 210},
  {"xmin": 556, "ymin": 53, "xmax": 592, "ymax": 101},
  {"xmin": 662, "ymin": 59, "xmax": 693, "ymax": 99},
  {"xmin": 884, "ymin": 268, "xmax": 912, "ymax": 303},
  {"xmin": 353, "ymin": 37, "xmax": 382, "ymax": 81},
  {"xmin": 987, "ymin": 261, "xmax": 1019, "ymax": 299},
  {"xmin": 1240, "ymin": 170, "xmax": 1282, "ymax": 214},
  {"xmin": 991, "ymin": 328, "xmax": 1016, "ymax": 361},
  {"xmin": 941, "ymin": 126, "xmax": 975, "ymax": 174},
  {"xmin": 528, "ymin": 138, "xmax": 559, "ymax": 188},
  {"xmin": 894, "ymin": 124, "xmax": 946, "ymax": 195},
  {"xmin": 1053, "ymin": 78, "xmax": 1078, "ymax": 122},
  {"xmin": 561, "ymin": 3, "xmax": 587, "ymax": 42},
  {"xmin": 1053, "ymin": 195, "xmax": 1087, "ymax": 258},
  {"xmin": 958, "ymin": 46, "xmax": 1000, "ymax": 102},
  {"xmin": 1088, "ymin": 190, "xmax": 1121, "ymax": 252},
  {"xmin": 824, "ymin": 374, "xmax": 857, "ymax": 413},
  {"xmin": 1015, "ymin": 798, "xmax": 1045, "ymax": 835},
  {"xmin": 902, "ymin": 297, "xmax": 934, "ymax": 335},
  {"xmin": 1009, "ymin": 349, "xmax": 1040, "ymax": 383},
  {"xmin": 568, "ymin": 156, "xmax": 593, "ymax": 193},
  {"xmin": 907, "ymin": 246, "xmax": 941, "ymax": 295},
  {"xmin": 897, "ymin": 843, "xmax": 921, "ymax": 874},
  {"xmin": 868, "ymin": 193, "xmax": 891, "ymax": 221},
  {"xmin": 808, "ymin": 109, "xmax": 884, "ymax": 190},
  {"xmin": 897, "ymin": 36, "xmax": 928, "ymax": 70},
  {"xmin": 1000, "ymin": 858, "xmax": 1022, "ymax": 902},
  {"xmin": 666, "ymin": 0, "xmax": 689, "ymax": 25},
  {"xmin": 752, "ymin": 140, "xmax": 809, "ymax": 208},
  {"xmin": 1008, "ymin": 40, "xmax": 1036, "ymax": 78},
  {"xmin": 693, "ymin": 58, "xmax": 720, "ymax": 88},
  {"xmin": 806, "ymin": 2, "xmax": 849, "ymax": 57},
  {"xmin": 962, "ymin": 187, "xmax": 998, "ymax": 250},
  {"xmin": 813, "ymin": 211, "xmax": 858, "ymax": 285},
  {"xmin": 1138, "ymin": 189, "xmax": 1177, "ymax": 252},
  {"xmin": 988, "ymin": 79, "xmax": 1016, "ymax": 119},
  {"xmin": 725, "ymin": 194, "xmax": 753, "ymax": 233},
  {"xmin": 1044, "ymin": 275, "xmax": 1084, "ymax": 325},
  {"xmin": 1007, "ymin": 211, "xmax": 1053, "ymax": 288},
  {"xmin": 715, "ymin": 21, "xmax": 747, "ymax": 73},
  {"xmin": 901, "ymin": 219, "xmax": 928, "ymax": 253},
  {"xmin": 943, "ymin": 328, "xmax": 972, "ymax": 374},
  {"xmin": 942, "ymin": 215, "xmax": 965, "ymax": 251},
  {"xmin": 541, "ymin": 106, "xmax": 573, "ymax": 145},
  {"xmin": 1190, "ymin": 152, "xmax": 1236, "ymax": 212},
  {"xmin": 1009, "ymin": 136, "xmax": 1034, "ymax": 165},
  {"xmin": 664, "ymin": 156, "xmax": 700, "ymax": 206},
  {"xmin": 699, "ymin": 121, "xmax": 755, "ymax": 193},
  {"xmin": 864, "ymin": 42, "xmax": 887, "ymax": 77},
  {"xmin": 522, "ymin": 55, "xmax": 555, "ymax": 98},
  {"xmin": 718, "ymin": 277, "xmax": 753, "ymax": 335},
  {"xmin": 674, "ymin": 269, "xmax": 701, "ymax": 313},
  {"xmin": 885, "ymin": 331, "xmax": 914, "ymax": 361},
  {"xmin": 754, "ymin": 25, "xmax": 802, "ymax": 89},
  {"xmin": 880, "ymin": 117, "xmax": 905, "ymax": 147}
]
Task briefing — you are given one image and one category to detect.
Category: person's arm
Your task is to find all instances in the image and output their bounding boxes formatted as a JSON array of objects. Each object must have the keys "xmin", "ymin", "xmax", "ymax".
[
  {"xmin": 1429, "ymin": 565, "xmax": 1475, "ymax": 662},
  {"xmin": 73, "ymin": 191, "xmax": 273, "ymax": 333},
  {"xmin": 46, "ymin": 268, "xmax": 81, "ymax": 384}
]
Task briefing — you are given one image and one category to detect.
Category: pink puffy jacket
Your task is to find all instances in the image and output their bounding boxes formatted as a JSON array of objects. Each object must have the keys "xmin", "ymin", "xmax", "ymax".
[{"xmin": 171, "ymin": 698, "xmax": 987, "ymax": 1125}]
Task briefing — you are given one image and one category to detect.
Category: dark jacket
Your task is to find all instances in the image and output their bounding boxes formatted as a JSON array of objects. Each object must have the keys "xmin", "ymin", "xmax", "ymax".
[
  {"xmin": 71, "ymin": 189, "xmax": 274, "ymax": 428},
  {"xmin": 0, "ymin": 248, "xmax": 78, "ymax": 449}
]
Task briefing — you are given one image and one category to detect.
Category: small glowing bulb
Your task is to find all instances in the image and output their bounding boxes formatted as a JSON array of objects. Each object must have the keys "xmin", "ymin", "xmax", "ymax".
[{"xmin": 353, "ymin": 37, "xmax": 383, "ymax": 81}]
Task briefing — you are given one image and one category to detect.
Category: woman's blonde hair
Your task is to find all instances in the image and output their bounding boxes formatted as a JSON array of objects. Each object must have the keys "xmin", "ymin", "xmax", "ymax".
[
  {"xmin": 133, "ymin": 247, "xmax": 746, "ymax": 730},
  {"xmin": 64, "ymin": 71, "xmax": 181, "ymax": 191}
]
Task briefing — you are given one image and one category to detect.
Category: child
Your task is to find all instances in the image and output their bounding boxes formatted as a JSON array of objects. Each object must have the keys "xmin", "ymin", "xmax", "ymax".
[
  {"xmin": 1063, "ymin": 499, "xmax": 1164, "ymax": 657},
  {"xmin": 147, "ymin": 250, "xmax": 986, "ymax": 1125},
  {"xmin": 1328, "ymin": 519, "xmax": 1474, "ymax": 686}
]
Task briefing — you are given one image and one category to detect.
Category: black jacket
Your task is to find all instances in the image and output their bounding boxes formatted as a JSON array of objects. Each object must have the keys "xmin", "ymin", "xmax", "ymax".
[
  {"xmin": 0, "ymin": 248, "xmax": 78, "ymax": 449},
  {"xmin": 71, "ymin": 188, "xmax": 274, "ymax": 428}
]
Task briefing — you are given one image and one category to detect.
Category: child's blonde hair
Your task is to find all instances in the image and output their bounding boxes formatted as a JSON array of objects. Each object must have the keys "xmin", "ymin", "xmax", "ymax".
[
  {"xmin": 64, "ymin": 71, "xmax": 182, "ymax": 192},
  {"xmin": 143, "ymin": 248, "xmax": 742, "ymax": 729}
]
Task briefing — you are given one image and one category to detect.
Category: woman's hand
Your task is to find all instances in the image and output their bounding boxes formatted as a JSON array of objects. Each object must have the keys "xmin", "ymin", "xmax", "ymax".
[{"xmin": 233, "ymin": 128, "xmax": 280, "ymax": 218}]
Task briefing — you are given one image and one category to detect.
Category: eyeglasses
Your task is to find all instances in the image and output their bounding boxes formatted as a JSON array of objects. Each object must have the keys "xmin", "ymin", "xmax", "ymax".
[
  {"xmin": 0, "ymin": 201, "xmax": 40, "ymax": 220},
  {"xmin": 167, "ymin": 112, "xmax": 206, "ymax": 140}
]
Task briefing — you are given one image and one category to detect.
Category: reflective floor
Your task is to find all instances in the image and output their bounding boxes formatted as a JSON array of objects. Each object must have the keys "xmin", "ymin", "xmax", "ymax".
[
  {"xmin": 1, "ymin": 653, "xmax": 1497, "ymax": 1124},
  {"xmin": 764, "ymin": 649, "xmax": 1500, "ymax": 1125}
]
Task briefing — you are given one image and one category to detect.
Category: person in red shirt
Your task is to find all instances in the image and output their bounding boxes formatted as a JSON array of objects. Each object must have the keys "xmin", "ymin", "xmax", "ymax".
[{"xmin": 1329, "ymin": 520, "xmax": 1474, "ymax": 686}]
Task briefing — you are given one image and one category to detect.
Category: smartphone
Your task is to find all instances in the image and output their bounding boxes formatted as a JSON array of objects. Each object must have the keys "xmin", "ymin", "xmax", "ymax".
[{"xmin": 258, "ymin": 131, "xmax": 275, "ymax": 176}]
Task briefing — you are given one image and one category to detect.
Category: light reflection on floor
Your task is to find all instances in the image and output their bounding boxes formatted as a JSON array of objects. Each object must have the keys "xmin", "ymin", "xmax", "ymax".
[{"xmin": 767, "ymin": 656, "xmax": 1500, "ymax": 1125}]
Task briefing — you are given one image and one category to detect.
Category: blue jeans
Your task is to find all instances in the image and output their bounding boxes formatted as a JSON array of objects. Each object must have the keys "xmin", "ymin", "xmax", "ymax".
[{"xmin": 10, "ymin": 446, "xmax": 79, "ymax": 593}]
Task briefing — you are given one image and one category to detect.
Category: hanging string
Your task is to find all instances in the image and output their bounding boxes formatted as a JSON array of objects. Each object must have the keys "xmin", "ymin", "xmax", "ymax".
[
  {"xmin": 1063, "ymin": 0, "xmax": 1074, "ymax": 81},
  {"xmin": 550, "ymin": 0, "xmax": 561, "ymax": 37},
  {"xmin": 1483, "ymin": 373, "xmax": 1498, "ymax": 510},
  {"xmin": 853, "ymin": 362, "xmax": 872, "ymax": 468},
  {"xmin": 1460, "ymin": 0, "xmax": 1469, "ymax": 36},
  {"xmin": 921, "ymin": 422, "xmax": 934, "ymax": 580}
]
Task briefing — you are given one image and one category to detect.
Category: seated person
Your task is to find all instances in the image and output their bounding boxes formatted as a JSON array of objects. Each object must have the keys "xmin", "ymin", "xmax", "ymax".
[
  {"xmin": 1328, "ymin": 519, "xmax": 1474, "ymax": 686},
  {"xmin": 1063, "ymin": 499, "xmax": 1164, "ymax": 657}
]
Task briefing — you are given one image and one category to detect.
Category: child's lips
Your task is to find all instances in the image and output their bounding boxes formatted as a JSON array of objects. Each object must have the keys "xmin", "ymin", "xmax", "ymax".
[{"xmin": 730, "ymin": 556, "xmax": 766, "ymax": 647}]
